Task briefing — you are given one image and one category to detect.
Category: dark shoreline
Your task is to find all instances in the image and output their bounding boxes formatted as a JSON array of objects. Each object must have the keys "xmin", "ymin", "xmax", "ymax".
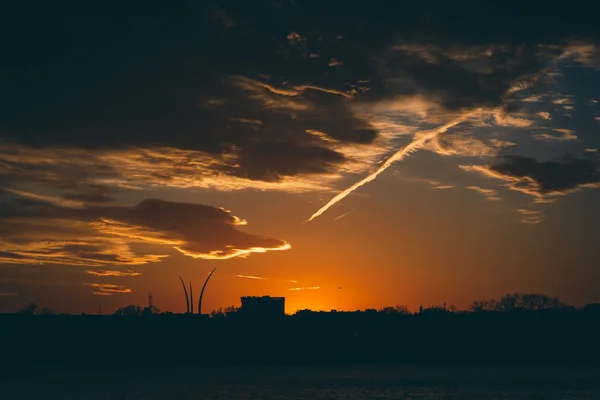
[{"xmin": 3, "ymin": 310, "xmax": 600, "ymax": 367}]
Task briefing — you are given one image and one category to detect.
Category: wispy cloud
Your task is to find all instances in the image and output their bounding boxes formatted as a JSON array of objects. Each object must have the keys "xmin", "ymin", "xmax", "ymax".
[
  {"xmin": 86, "ymin": 270, "xmax": 142, "ymax": 277},
  {"xmin": 428, "ymin": 133, "xmax": 498, "ymax": 157},
  {"xmin": 286, "ymin": 31, "xmax": 306, "ymax": 45},
  {"xmin": 234, "ymin": 274, "xmax": 267, "ymax": 280},
  {"xmin": 334, "ymin": 209, "xmax": 356, "ymax": 221},
  {"xmin": 328, "ymin": 58, "xmax": 343, "ymax": 66},
  {"xmin": 289, "ymin": 286, "xmax": 321, "ymax": 291},
  {"xmin": 493, "ymin": 109, "xmax": 534, "ymax": 127},
  {"xmin": 231, "ymin": 75, "xmax": 352, "ymax": 102},
  {"xmin": 306, "ymin": 129, "xmax": 339, "ymax": 143},
  {"xmin": 489, "ymin": 139, "xmax": 517, "ymax": 148},
  {"xmin": 551, "ymin": 97, "xmax": 575, "ymax": 105},
  {"xmin": 519, "ymin": 95, "xmax": 544, "ymax": 103},
  {"xmin": 2, "ymin": 188, "xmax": 85, "ymax": 208},
  {"xmin": 0, "ymin": 143, "xmax": 339, "ymax": 194},
  {"xmin": 0, "ymin": 291, "xmax": 18, "ymax": 296},
  {"xmin": 532, "ymin": 129, "xmax": 577, "ymax": 141},
  {"xmin": 214, "ymin": 272, "xmax": 297, "ymax": 283},
  {"xmin": 86, "ymin": 283, "xmax": 132, "ymax": 295},
  {"xmin": 517, "ymin": 209, "xmax": 545, "ymax": 224},
  {"xmin": 467, "ymin": 186, "xmax": 502, "ymax": 201},
  {"xmin": 537, "ymin": 111, "xmax": 551, "ymax": 120}
]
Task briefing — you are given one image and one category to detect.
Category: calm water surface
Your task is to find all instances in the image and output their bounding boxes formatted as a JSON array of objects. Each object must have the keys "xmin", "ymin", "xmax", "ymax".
[{"xmin": 3, "ymin": 365, "xmax": 599, "ymax": 399}]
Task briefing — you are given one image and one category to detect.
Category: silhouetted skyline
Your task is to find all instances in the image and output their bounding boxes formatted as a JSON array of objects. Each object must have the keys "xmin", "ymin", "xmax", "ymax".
[
  {"xmin": 3, "ymin": 292, "xmax": 600, "ymax": 369},
  {"xmin": 6, "ymin": 292, "xmax": 599, "ymax": 317}
]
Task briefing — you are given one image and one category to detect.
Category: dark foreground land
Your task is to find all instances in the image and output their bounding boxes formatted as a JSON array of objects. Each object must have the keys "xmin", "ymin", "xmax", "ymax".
[
  {"xmin": 2, "ymin": 309, "xmax": 600, "ymax": 367},
  {"xmin": 3, "ymin": 311, "xmax": 600, "ymax": 399}
]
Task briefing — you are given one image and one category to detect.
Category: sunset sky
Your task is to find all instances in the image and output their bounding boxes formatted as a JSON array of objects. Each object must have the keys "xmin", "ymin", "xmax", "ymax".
[{"xmin": 1, "ymin": 2, "xmax": 600, "ymax": 314}]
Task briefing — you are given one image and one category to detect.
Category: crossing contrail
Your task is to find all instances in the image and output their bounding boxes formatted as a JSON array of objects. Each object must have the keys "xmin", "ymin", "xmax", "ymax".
[
  {"xmin": 333, "ymin": 208, "xmax": 356, "ymax": 221},
  {"xmin": 306, "ymin": 111, "xmax": 479, "ymax": 222}
]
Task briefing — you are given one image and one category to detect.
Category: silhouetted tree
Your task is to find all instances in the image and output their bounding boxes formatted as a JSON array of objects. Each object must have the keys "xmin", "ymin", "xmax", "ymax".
[
  {"xmin": 379, "ymin": 305, "xmax": 410, "ymax": 315},
  {"xmin": 39, "ymin": 307, "xmax": 56, "ymax": 315},
  {"xmin": 469, "ymin": 299, "xmax": 498, "ymax": 312},
  {"xmin": 520, "ymin": 293, "xmax": 570, "ymax": 311},
  {"xmin": 210, "ymin": 305, "xmax": 238, "ymax": 318},
  {"xmin": 114, "ymin": 305, "xmax": 142, "ymax": 316},
  {"xmin": 142, "ymin": 305, "xmax": 161, "ymax": 317},
  {"xmin": 210, "ymin": 307, "xmax": 225, "ymax": 318},
  {"xmin": 499, "ymin": 293, "xmax": 521, "ymax": 311},
  {"xmin": 18, "ymin": 303, "xmax": 38, "ymax": 315},
  {"xmin": 421, "ymin": 305, "xmax": 451, "ymax": 314},
  {"xmin": 470, "ymin": 293, "xmax": 572, "ymax": 313}
]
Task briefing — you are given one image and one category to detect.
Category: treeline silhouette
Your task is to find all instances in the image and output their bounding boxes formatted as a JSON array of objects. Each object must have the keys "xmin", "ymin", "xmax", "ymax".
[
  {"xmin": 2, "ymin": 293, "xmax": 600, "ymax": 367},
  {"xmin": 12, "ymin": 293, "xmax": 589, "ymax": 317}
]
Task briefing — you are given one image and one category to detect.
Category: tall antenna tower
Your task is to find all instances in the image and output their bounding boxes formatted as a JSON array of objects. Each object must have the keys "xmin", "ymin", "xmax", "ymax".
[{"xmin": 148, "ymin": 292, "xmax": 153, "ymax": 308}]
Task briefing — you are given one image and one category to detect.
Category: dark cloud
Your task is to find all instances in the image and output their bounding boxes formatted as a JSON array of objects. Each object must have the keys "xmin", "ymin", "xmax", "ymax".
[
  {"xmin": 461, "ymin": 153, "xmax": 600, "ymax": 198},
  {"xmin": 492, "ymin": 154, "xmax": 600, "ymax": 194},
  {"xmin": 62, "ymin": 193, "xmax": 115, "ymax": 205},
  {"xmin": 93, "ymin": 199, "xmax": 289, "ymax": 259},
  {"xmin": 0, "ymin": 195, "xmax": 290, "ymax": 266},
  {"xmin": 375, "ymin": 43, "xmax": 556, "ymax": 110},
  {"xmin": 0, "ymin": 2, "xmax": 376, "ymax": 183},
  {"xmin": 1, "ymin": 1, "xmax": 598, "ymax": 185},
  {"xmin": 236, "ymin": 142, "xmax": 346, "ymax": 181}
]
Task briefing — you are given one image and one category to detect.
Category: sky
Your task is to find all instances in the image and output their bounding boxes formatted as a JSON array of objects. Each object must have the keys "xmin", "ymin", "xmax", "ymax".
[{"xmin": 1, "ymin": 1, "xmax": 600, "ymax": 314}]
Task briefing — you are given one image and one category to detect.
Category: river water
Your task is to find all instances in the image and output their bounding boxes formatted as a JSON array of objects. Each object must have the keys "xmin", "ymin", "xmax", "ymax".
[{"xmin": 3, "ymin": 364, "xmax": 599, "ymax": 399}]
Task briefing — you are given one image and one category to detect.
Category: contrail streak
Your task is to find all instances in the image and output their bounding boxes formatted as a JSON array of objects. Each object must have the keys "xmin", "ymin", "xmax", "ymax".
[
  {"xmin": 334, "ymin": 208, "xmax": 356, "ymax": 221},
  {"xmin": 213, "ymin": 272, "xmax": 298, "ymax": 283},
  {"xmin": 306, "ymin": 111, "xmax": 479, "ymax": 222},
  {"xmin": 234, "ymin": 274, "xmax": 267, "ymax": 280}
]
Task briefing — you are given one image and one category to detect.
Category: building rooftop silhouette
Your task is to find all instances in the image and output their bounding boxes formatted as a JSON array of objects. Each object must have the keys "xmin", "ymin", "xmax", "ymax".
[{"xmin": 238, "ymin": 296, "xmax": 285, "ymax": 319}]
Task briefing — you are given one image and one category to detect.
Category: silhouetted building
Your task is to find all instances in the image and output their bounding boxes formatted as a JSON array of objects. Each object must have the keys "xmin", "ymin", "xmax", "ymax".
[{"xmin": 238, "ymin": 296, "xmax": 285, "ymax": 319}]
